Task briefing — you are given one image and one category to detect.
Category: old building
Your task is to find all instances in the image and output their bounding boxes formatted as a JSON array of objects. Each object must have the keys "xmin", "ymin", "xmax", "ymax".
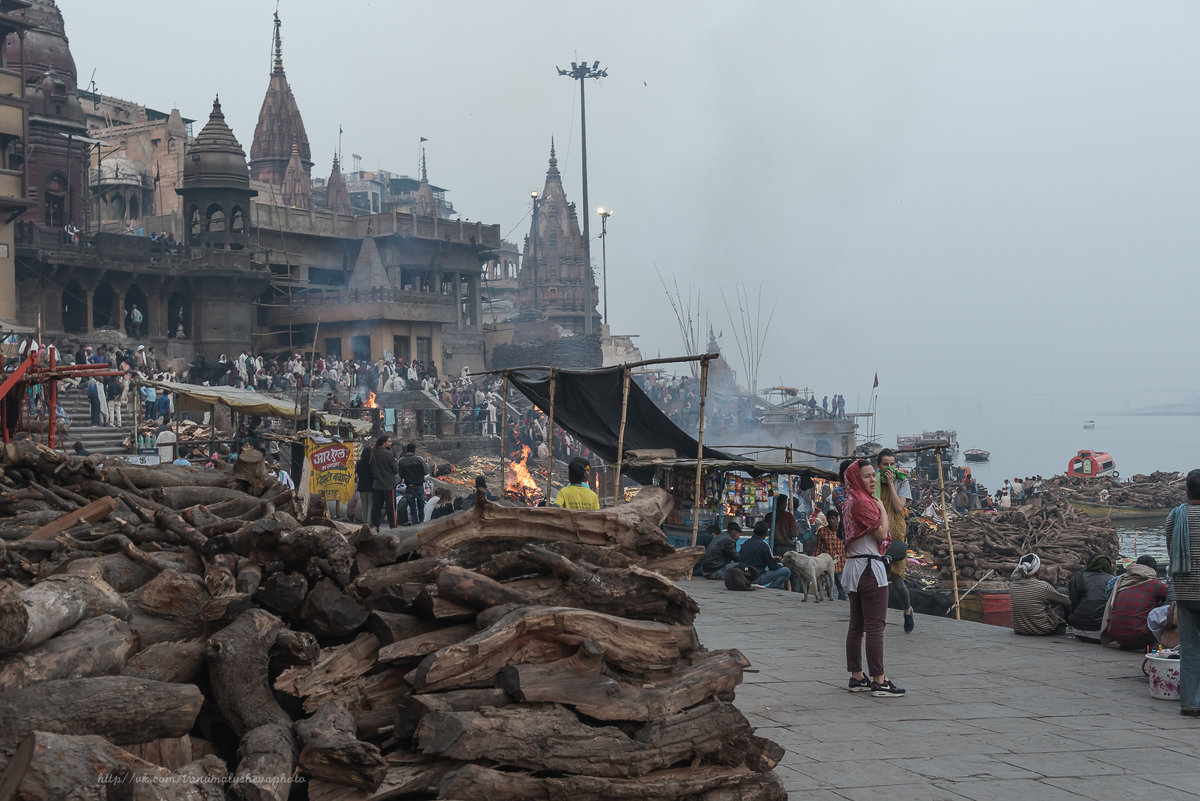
[
  {"xmin": 0, "ymin": 0, "xmax": 31, "ymax": 326},
  {"xmin": 249, "ymin": 12, "xmax": 312, "ymax": 210}
]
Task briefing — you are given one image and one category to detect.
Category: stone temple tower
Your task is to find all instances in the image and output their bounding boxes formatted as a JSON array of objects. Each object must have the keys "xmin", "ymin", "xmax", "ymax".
[{"xmin": 249, "ymin": 11, "xmax": 312, "ymax": 209}]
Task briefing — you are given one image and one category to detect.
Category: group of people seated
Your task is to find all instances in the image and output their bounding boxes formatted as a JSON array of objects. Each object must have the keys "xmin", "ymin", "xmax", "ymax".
[{"xmin": 1009, "ymin": 551, "xmax": 1175, "ymax": 649}]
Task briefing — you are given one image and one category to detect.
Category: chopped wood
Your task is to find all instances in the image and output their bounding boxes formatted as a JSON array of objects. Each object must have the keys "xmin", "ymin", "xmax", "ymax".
[
  {"xmin": 0, "ymin": 614, "xmax": 136, "ymax": 692},
  {"xmin": 0, "ymin": 574, "xmax": 128, "ymax": 654},
  {"xmin": 23, "ymin": 497, "xmax": 117, "ymax": 541},
  {"xmin": 296, "ymin": 702, "xmax": 387, "ymax": 791}
]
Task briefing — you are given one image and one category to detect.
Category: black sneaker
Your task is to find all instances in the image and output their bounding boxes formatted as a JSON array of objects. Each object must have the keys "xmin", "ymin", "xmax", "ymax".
[
  {"xmin": 848, "ymin": 676, "xmax": 872, "ymax": 693},
  {"xmin": 871, "ymin": 679, "xmax": 906, "ymax": 698},
  {"xmin": 904, "ymin": 612, "xmax": 915, "ymax": 633}
]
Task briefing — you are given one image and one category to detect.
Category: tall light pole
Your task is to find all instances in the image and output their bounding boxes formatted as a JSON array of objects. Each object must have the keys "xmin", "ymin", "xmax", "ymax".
[
  {"xmin": 556, "ymin": 60, "xmax": 607, "ymax": 337},
  {"xmin": 597, "ymin": 207, "xmax": 613, "ymax": 327},
  {"xmin": 530, "ymin": 190, "xmax": 541, "ymax": 310}
]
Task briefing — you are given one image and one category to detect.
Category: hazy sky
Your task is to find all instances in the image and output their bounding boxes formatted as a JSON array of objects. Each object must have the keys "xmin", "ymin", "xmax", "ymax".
[{"xmin": 56, "ymin": 0, "xmax": 1200, "ymax": 422}]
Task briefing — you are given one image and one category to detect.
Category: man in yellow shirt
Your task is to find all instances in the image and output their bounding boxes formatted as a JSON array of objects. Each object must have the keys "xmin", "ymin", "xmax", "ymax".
[{"xmin": 553, "ymin": 458, "xmax": 600, "ymax": 510}]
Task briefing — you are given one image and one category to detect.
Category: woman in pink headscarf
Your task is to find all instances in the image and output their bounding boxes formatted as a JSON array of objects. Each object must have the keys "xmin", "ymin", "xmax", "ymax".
[{"xmin": 841, "ymin": 459, "xmax": 905, "ymax": 697}]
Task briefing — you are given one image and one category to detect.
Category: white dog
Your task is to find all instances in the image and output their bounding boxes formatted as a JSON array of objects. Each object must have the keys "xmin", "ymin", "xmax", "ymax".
[{"xmin": 781, "ymin": 551, "xmax": 837, "ymax": 602}]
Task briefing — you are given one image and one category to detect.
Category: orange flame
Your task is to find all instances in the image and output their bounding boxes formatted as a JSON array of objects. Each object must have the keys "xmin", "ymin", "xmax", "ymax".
[
  {"xmin": 506, "ymin": 445, "xmax": 543, "ymax": 502},
  {"xmin": 365, "ymin": 391, "xmax": 377, "ymax": 409}
]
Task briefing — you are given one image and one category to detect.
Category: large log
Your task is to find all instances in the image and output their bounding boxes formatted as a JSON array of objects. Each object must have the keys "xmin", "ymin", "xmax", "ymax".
[
  {"xmin": 122, "ymin": 639, "xmax": 208, "ymax": 683},
  {"xmin": 351, "ymin": 557, "xmax": 445, "ymax": 601},
  {"xmin": 498, "ymin": 641, "xmax": 748, "ymax": 722},
  {"xmin": 23, "ymin": 496, "xmax": 117, "ymax": 541},
  {"xmin": 127, "ymin": 569, "xmax": 211, "ymax": 647},
  {"xmin": 278, "ymin": 526, "xmax": 355, "ymax": 587},
  {"xmin": 296, "ymin": 702, "xmax": 386, "ymax": 791},
  {"xmin": 375, "ymin": 623, "xmax": 478, "ymax": 664},
  {"xmin": 61, "ymin": 551, "xmax": 201, "ymax": 591},
  {"xmin": 0, "ymin": 676, "xmax": 203, "ymax": 750},
  {"xmin": 307, "ymin": 759, "xmax": 459, "ymax": 801},
  {"xmin": 435, "ymin": 565, "xmax": 533, "ymax": 610},
  {"xmin": 0, "ymin": 614, "xmax": 136, "ymax": 692},
  {"xmin": 207, "ymin": 608, "xmax": 318, "ymax": 736},
  {"xmin": 299, "ymin": 579, "xmax": 369, "ymax": 639},
  {"xmin": 417, "ymin": 701, "xmax": 752, "ymax": 778},
  {"xmin": 417, "ymin": 487, "xmax": 675, "ymax": 560},
  {"xmin": 0, "ymin": 574, "xmax": 128, "ymax": 654},
  {"xmin": 275, "ymin": 634, "xmax": 380, "ymax": 712},
  {"xmin": 439, "ymin": 762, "xmax": 787, "ymax": 801},
  {"xmin": 394, "ymin": 688, "xmax": 511, "ymax": 739},
  {"xmin": 99, "ymin": 463, "xmax": 231, "ymax": 490},
  {"xmin": 407, "ymin": 606, "xmax": 698, "ymax": 692},
  {"xmin": 232, "ymin": 722, "xmax": 295, "ymax": 801},
  {"xmin": 0, "ymin": 731, "xmax": 171, "ymax": 801},
  {"xmin": 362, "ymin": 610, "xmax": 434, "ymax": 646}
]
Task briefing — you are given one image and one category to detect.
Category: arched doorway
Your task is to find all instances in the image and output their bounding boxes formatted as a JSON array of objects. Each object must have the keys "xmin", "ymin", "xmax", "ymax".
[
  {"xmin": 124, "ymin": 285, "xmax": 148, "ymax": 338},
  {"xmin": 167, "ymin": 291, "xmax": 191, "ymax": 339},
  {"xmin": 128, "ymin": 194, "xmax": 140, "ymax": 221},
  {"xmin": 62, "ymin": 279, "xmax": 86, "ymax": 333},
  {"xmin": 92, "ymin": 282, "xmax": 115, "ymax": 330}
]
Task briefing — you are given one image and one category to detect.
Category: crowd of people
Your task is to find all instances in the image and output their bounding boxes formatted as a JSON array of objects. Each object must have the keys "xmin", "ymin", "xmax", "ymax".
[
  {"xmin": 632, "ymin": 372, "xmax": 851, "ymax": 432},
  {"xmin": 1007, "ymin": 469, "xmax": 1200, "ymax": 716}
]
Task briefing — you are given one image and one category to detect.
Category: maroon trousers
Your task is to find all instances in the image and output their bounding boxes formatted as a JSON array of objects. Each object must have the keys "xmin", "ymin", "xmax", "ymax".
[{"xmin": 846, "ymin": 568, "xmax": 889, "ymax": 678}]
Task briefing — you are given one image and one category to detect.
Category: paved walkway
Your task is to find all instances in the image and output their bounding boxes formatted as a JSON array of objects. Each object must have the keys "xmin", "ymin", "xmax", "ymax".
[{"xmin": 685, "ymin": 579, "xmax": 1200, "ymax": 801}]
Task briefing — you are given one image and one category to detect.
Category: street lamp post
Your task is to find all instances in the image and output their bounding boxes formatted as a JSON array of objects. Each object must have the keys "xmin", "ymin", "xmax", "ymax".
[
  {"xmin": 530, "ymin": 191, "xmax": 541, "ymax": 309},
  {"xmin": 597, "ymin": 207, "xmax": 613, "ymax": 327},
  {"xmin": 556, "ymin": 60, "xmax": 607, "ymax": 337}
]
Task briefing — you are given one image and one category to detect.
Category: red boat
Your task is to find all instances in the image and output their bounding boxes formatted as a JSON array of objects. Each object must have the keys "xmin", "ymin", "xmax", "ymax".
[{"xmin": 1067, "ymin": 450, "xmax": 1118, "ymax": 479}]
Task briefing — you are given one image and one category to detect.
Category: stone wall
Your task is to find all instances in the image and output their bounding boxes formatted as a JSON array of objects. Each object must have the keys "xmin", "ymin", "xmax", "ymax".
[{"xmin": 492, "ymin": 335, "xmax": 602, "ymax": 371}]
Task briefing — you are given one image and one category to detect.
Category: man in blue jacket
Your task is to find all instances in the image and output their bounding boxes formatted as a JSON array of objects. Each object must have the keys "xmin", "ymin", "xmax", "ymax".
[{"xmin": 739, "ymin": 520, "xmax": 792, "ymax": 590}]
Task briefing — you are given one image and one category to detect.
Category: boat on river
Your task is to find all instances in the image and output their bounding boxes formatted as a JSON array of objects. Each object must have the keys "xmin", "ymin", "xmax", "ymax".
[
  {"xmin": 963, "ymin": 448, "xmax": 990, "ymax": 462},
  {"xmin": 1065, "ymin": 499, "xmax": 1170, "ymax": 523},
  {"xmin": 1083, "ymin": 420, "xmax": 1095, "ymax": 430},
  {"xmin": 1067, "ymin": 449, "xmax": 1117, "ymax": 479}
]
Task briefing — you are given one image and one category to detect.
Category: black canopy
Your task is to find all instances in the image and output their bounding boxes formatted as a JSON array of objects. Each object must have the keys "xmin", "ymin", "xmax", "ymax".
[{"xmin": 507, "ymin": 367, "xmax": 739, "ymax": 483}]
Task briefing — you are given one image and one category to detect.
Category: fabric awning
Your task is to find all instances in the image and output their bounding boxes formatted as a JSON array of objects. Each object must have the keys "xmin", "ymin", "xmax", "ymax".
[{"xmin": 141, "ymin": 379, "xmax": 372, "ymax": 436}]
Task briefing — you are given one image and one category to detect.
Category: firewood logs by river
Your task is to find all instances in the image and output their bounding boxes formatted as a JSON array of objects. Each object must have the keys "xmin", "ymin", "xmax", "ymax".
[
  {"xmin": 929, "ymin": 503, "xmax": 1120, "ymax": 586},
  {"xmin": 0, "ymin": 439, "xmax": 783, "ymax": 800},
  {"xmin": 1042, "ymin": 471, "xmax": 1184, "ymax": 510}
]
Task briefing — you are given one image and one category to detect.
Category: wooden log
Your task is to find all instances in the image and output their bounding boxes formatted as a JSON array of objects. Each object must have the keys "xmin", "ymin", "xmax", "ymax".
[
  {"xmin": 507, "ymin": 545, "xmax": 699, "ymax": 625},
  {"xmin": 122, "ymin": 639, "xmax": 207, "ymax": 684},
  {"xmin": 23, "ymin": 497, "xmax": 117, "ymax": 541},
  {"xmin": 643, "ymin": 546, "xmax": 706, "ymax": 581},
  {"xmin": 61, "ymin": 551, "xmax": 201, "ymax": 592},
  {"xmin": 376, "ymin": 623, "xmax": 477, "ymax": 664},
  {"xmin": 230, "ymin": 447, "xmax": 271, "ymax": 497},
  {"xmin": 296, "ymin": 702, "xmax": 386, "ymax": 791},
  {"xmin": 124, "ymin": 734, "xmax": 194, "ymax": 771},
  {"xmin": 394, "ymin": 688, "xmax": 511, "ymax": 739},
  {"xmin": 498, "ymin": 642, "xmax": 748, "ymax": 722},
  {"xmin": 417, "ymin": 487, "xmax": 675, "ymax": 561},
  {"xmin": 307, "ymin": 759, "xmax": 459, "ymax": 801},
  {"xmin": 362, "ymin": 610, "xmax": 434, "ymax": 646},
  {"xmin": 351, "ymin": 557, "xmax": 445, "ymax": 601},
  {"xmin": 98, "ymin": 463, "xmax": 230, "ymax": 490},
  {"xmin": 275, "ymin": 634, "xmax": 380, "ymax": 711},
  {"xmin": 0, "ymin": 574, "xmax": 129, "ymax": 654},
  {"xmin": 256, "ymin": 571, "xmax": 308, "ymax": 614},
  {"xmin": 0, "ymin": 676, "xmax": 203, "ymax": 750},
  {"xmin": 411, "ymin": 585, "xmax": 477, "ymax": 623},
  {"xmin": 417, "ymin": 701, "xmax": 751, "ymax": 778},
  {"xmin": 0, "ymin": 614, "xmax": 136, "ymax": 692},
  {"xmin": 206, "ymin": 608, "xmax": 318, "ymax": 736},
  {"xmin": 299, "ymin": 579, "xmax": 370, "ymax": 640},
  {"xmin": 407, "ymin": 606, "xmax": 698, "ymax": 692},
  {"xmin": 126, "ymin": 569, "xmax": 210, "ymax": 647},
  {"xmin": 148, "ymin": 486, "xmax": 253, "ymax": 510},
  {"xmin": 438, "ymin": 762, "xmax": 787, "ymax": 801},
  {"xmin": 232, "ymin": 722, "xmax": 295, "ymax": 801},
  {"xmin": 278, "ymin": 526, "xmax": 356, "ymax": 587},
  {"xmin": 0, "ymin": 731, "xmax": 171, "ymax": 801}
]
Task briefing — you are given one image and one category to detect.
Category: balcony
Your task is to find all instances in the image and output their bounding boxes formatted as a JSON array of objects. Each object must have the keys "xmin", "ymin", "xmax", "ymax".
[
  {"xmin": 272, "ymin": 285, "xmax": 459, "ymax": 326},
  {"xmin": 249, "ymin": 203, "xmax": 502, "ymax": 249}
]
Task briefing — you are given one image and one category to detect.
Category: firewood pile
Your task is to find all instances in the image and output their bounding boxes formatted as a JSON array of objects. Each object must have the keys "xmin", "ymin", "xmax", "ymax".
[
  {"xmin": 929, "ymin": 503, "xmax": 1119, "ymax": 585},
  {"xmin": 122, "ymin": 419, "xmax": 217, "ymax": 452},
  {"xmin": 1042, "ymin": 471, "xmax": 1184, "ymax": 509},
  {"xmin": 0, "ymin": 439, "xmax": 784, "ymax": 801}
]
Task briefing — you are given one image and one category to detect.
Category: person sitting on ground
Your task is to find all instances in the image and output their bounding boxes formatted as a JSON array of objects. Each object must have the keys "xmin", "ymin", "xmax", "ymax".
[
  {"xmin": 1066, "ymin": 553, "xmax": 1115, "ymax": 643},
  {"xmin": 1010, "ymin": 553, "xmax": 1071, "ymax": 636},
  {"xmin": 553, "ymin": 458, "xmax": 600, "ymax": 510},
  {"xmin": 770, "ymin": 494, "xmax": 798, "ymax": 556},
  {"xmin": 737, "ymin": 520, "xmax": 792, "ymax": 590},
  {"xmin": 461, "ymin": 475, "xmax": 496, "ymax": 510},
  {"xmin": 699, "ymin": 521, "xmax": 740, "ymax": 579},
  {"xmin": 429, "ymin": 488, "xmax": 455, "ymax": 520},
  {"xmin": 1102, "ymin": 555, "xmax": 1169, "ymax": 650}
]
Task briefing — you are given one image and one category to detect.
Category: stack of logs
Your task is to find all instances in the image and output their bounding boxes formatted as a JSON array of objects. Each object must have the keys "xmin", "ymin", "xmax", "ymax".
[
  {"xmin": 930, "ymin": 503, "xmax": 1119, "ymax": 585},
  {"xmin": 1042, "ymin": 471, "xmax": 1184, "ymax": 509},
  {"xmin": 122, "ymin": 419, "xmax": 217, "ymax": 452},
  {"xmin": 0, "ymin": 439, "xmax": 784, "ymax": 800}
]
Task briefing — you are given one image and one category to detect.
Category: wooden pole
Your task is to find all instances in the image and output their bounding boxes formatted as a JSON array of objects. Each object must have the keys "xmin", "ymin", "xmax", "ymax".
[
  {"xmin": 499, "ymin": 371, "xmax": 508, "ymax": 496},
  {"xmin": 47, "ymin": 349, "xmax": 57, "ymax": 450},
  {"xmin": 545, "ymin": 369, "xmax": 557, "ymax": 502},
  {"xmin": 689, "ymin": 358, "xmax": 710, "ymax": 555},
  {"xmin": 935, "ymin": 448, "xmax": 961, "ymax": 620},
  {"xmin": 613, "ymin": 367, "xmax": 631, "ymax": 506}
]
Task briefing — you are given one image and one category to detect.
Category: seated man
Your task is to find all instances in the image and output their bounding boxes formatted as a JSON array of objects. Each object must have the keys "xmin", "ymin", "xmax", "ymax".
[
  {"xmin": 1010, "ymin": 553, "xmax": 1070, "ymax": 636},
  {"xmin": 1066, "ymin": 553, "xmax": 1114, "ymax": 643},
  {"xmin": 737, "ymin": 520, "xmax": 792, "ymax": 590},
  {"xmin": 698, "ymin": 521, "xmax": 739, "ymax": 579},
  {"xmin": 769, "ymin": 495, "xmax": 798, "ymax": 556},
  {"xmin": 1102, "ymin": 555, "xmax": 1169, "ymax": 650}
]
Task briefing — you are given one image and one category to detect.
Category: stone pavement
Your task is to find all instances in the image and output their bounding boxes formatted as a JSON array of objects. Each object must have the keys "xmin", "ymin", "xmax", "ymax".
[{"xmin": 684, "ymin": 578, "xmax": 1200, "ymax": 801}]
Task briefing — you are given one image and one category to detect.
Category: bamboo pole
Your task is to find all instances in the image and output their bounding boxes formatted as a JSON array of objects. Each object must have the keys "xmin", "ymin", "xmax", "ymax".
[
  {"xmin": 499, "ymin": 371, "xmax": 508, "ymax": 495},
  {"xmin": 545, "ymin": 369, "xmax": 557, "ymax": 502},
  {"xmin": 613, "ymin": 367, "xmax": 631, "ymax": 506},
  {"xmin": 689, "ymin": 357, "xmax": 710, "ymax": 556},
  {"xmin": 47, "ymin": 349, "xmax": 57, "ymax": 450},
  {"xmin": 935, "ymin": 448, "xmax": 961, "ymax": 620},
  {"xmin": 946, "ymin": 569, "xmax": 996, "ymax": 617}
]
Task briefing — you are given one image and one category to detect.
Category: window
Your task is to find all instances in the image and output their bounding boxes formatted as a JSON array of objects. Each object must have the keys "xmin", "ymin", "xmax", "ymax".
[
  {"xmin": 206, "ymin": 203, "xmax": 225, "ymax": 233},
  {"xmin": 416, "ymin": 337, "xmax": 432, "ymax": 365},
  {"xmin": 230, "ymin": 206, "xmax": 244, "ymax": 234},
  {"xmin": 190, "ymin": 206, "xmax": 201, "ymax": 237}
]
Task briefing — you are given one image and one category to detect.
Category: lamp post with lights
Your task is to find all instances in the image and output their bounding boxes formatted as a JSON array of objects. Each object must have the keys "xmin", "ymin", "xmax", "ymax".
[{"xmin": 597, "ymin": 207, "xmax": 613, "ymax": 327}]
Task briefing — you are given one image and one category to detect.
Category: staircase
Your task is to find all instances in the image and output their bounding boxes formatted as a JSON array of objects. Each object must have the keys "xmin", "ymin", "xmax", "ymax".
[{"xmin": 54, "ymin": 384, "xmax": 132, "ymax": 457}]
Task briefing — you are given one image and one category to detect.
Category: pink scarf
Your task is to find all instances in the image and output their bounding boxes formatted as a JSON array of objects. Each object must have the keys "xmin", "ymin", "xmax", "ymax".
[{"xmin": 842, "ymin": 461, "xmax": 889, "ymax": 555}]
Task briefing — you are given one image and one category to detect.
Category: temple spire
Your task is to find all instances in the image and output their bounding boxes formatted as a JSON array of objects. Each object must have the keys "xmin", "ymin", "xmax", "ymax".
[
  {"xmin": 272, "ymin": 11, "xmax": 284, "ymax": 76},
  {"xmin": 420, "ymin": 147, "xmax": 427, "ymax": 183}
]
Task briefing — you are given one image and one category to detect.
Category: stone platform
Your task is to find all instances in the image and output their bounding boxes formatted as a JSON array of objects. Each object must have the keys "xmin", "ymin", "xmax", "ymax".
[{"xmin": 684, "ymin": 578, "xmax": 1200, "ymax": 801}]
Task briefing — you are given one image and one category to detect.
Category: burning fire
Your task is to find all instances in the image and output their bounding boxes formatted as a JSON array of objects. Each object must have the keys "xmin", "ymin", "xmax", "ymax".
[
  {"xmin": 365, "ymin": 391, "xmax": 377, "ymax": 409},
  {"xmin": 506, "ymin": 445, "xmax": 544, "ymax": 503}
]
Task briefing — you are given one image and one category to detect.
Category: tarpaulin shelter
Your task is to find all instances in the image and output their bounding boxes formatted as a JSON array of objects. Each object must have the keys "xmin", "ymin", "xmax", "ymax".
[
  {"xmin": 140, "ymin": 380, "xmax": 373, "ymax": 436},
  {"xmin": 506, "ymin": 366, "xmax": 739, "ymax": 483}
]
